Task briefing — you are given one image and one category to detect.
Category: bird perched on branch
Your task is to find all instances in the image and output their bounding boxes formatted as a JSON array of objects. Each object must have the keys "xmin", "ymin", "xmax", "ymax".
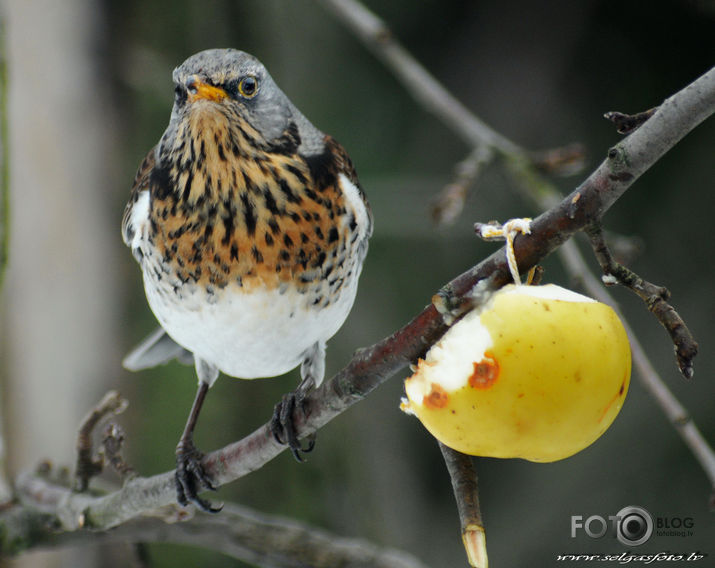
[{"xmin": 122, "ymin": 48, "xmax": 372, "ymax": 511}]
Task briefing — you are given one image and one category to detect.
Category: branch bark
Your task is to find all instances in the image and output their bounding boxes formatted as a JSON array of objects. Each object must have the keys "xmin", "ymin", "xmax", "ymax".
[
  {"xmin": 12, "ymin": 65, "xmax": 714, "ymax": 536},
  {"xmin": 8, "ymin": 472, "xmax": 428, "ymax": 568},
  {"xmin": 439, "ymin": 444, "xmax": 486, "ymax": 568}
]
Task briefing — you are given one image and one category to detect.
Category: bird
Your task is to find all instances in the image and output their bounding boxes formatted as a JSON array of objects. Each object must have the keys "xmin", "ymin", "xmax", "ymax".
[{"xmin": 121, "ymin": 48, "xmax": 372, "ymax": 512}]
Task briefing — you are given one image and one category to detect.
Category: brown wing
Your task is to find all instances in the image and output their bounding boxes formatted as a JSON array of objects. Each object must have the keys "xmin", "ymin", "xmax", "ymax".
[
  {"xmin": 121, "ymin": 147, "xmax": 157, "ymax": 246},
  {"xmin": 327, "ymin": 136, "xmax": 373, "ymax": 239},
  {"xmin": 305, "ymin": 136, "xmax": 373, "ymax": 239}
]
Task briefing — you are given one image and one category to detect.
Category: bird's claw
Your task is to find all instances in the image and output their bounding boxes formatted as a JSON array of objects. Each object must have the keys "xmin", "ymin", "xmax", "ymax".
[
  {"xmin": 271, "ymin": 391, "xmax": 315, "ymax": 461},
  {"xmin": 175, "ymin": 439, "xmax": 223, "ymax": 513}
]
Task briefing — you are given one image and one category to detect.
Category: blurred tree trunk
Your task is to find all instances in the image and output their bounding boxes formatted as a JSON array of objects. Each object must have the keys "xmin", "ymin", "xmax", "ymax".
[{"xmin": 1, "ymin": 0, "xmax": 120, "ymax": 566}]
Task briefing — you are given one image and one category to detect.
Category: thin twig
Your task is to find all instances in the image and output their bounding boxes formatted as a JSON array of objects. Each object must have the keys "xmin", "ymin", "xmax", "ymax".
[
  {"xmin": 604, "ymin": 108, "xmax": 658, "ymax": 134},
  {"xmin": 528, "ymin": 143, "xmax": 587, "ymax": 176},
  {"xmin": 74, "ymin": 391, "xmax": 128, "ymax": 491},
  {"xmin": 431, "ymin": 145, "xmax": 493, "ymax": 226},
  {"xmin": 431, "ymin": 140, "xmax": 585, "ymax": 227},
  {"xmin": 100, "ymin": 423, "xmax": 137, "ymax": 482},
  {"xmin": 430, "ymin": 141, "xmax": 585, "ymax": 226},
  {"xmin": 586, "ymin": 223, "xmax": 698, "ymax": 378},
  {"xmin": 438, "ymin": 444, "xmax": 487, "ymax": 568}
]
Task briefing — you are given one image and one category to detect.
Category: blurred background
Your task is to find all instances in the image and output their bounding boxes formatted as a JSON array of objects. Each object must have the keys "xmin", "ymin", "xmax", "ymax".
[{"xmin": 0, "ymin": 0, "xmax": 713, "ymax": 566}]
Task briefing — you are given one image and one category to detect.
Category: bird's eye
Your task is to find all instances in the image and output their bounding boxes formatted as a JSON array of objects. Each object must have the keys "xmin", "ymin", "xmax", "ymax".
[{"xmin": 238, "ymin": 76, "xmax": 259, "ymax": 98}]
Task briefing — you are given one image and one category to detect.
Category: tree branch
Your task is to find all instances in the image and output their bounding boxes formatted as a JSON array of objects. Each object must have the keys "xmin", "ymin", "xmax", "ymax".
[
  {"xmin": 430, "ymin": 145, "xmax": 493, "ymax": 225},
  {"xmin": 9, "ymin": 470, "xmax": 428, "ymax": 568},
  {"xmin": 586, "ymin": 223, "xmax": 698, "ymax": 378},
  {"xmin": 439, "ymin": 444, "xmax": 486, "ymax": 568},
  {"xmin": 75, "ymin": 391, "xmax": 130, "ymax": 491},
  {"xmin": 320, "ymin": 0, "xmax": 715, "ymax": 499},
  {"xmin": 317, "ymin": 0, "xmax": 522, "ymax": 154}
]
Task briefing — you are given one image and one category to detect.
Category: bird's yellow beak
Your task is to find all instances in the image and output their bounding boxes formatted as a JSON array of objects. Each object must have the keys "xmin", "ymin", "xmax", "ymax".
[{"xmin": 187, "ymin": 77, "xmax": 228, "ymax": 103}]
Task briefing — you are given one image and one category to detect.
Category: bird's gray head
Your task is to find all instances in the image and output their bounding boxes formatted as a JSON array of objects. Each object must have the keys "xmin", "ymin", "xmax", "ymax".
[{"xmin": 161, "ymin": 48, "xmax": 324, "ymax": 156}]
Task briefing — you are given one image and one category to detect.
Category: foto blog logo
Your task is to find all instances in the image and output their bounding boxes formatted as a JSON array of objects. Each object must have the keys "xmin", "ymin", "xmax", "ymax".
[{"xmin": 571, "ymin": 506, "xmax": 654, "ymax": 546}]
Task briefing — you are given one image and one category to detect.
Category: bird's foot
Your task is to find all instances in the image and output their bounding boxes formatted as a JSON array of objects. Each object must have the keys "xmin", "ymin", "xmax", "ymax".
[
  {"xmin": 271, "ymin": 390, "xmax": 316, "ymax": 461},
  {"xmin": 175, "ymin": 438, "xmax": 223, "ymax": 513}
]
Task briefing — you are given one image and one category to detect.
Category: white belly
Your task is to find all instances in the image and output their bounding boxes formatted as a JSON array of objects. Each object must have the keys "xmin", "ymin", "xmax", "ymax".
[{"xmin": 143, "ymin": 272, "xmax": 360, "ymax": 380}]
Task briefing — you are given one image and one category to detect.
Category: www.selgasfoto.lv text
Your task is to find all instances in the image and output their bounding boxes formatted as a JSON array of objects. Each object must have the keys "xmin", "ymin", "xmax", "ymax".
[{"xmin": 556, "ymin": 552, "xmax": 707, "ymax": 564}]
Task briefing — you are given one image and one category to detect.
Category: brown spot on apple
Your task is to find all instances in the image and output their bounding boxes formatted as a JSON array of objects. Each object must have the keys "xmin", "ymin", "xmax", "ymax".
[
  {"xmin": 424, "ymin": 383, "xmax": 449, "ymax": 409},
  {"xmin": 469, "ymin": 352, "xmax": 499, "ymax": 389}
]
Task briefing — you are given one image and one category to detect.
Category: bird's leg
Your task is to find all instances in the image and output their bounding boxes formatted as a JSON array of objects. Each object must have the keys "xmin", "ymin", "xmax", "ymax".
[
  {"xmin": 175, "ymin": 360, "xmax": 223, "ymax": 512},
  {"xmin": 271, "ymin": 341, "xmax": 325, "ymax": 461},
  {"xmin": 272, "ymin": 376, "xmax": 316, "ymax": 461}
]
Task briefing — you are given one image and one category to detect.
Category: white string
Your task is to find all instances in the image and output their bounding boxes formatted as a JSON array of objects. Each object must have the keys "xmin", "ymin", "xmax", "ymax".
[{"xmin": 478, "ymin": 218, "xmax": 532, "ymax": 285}]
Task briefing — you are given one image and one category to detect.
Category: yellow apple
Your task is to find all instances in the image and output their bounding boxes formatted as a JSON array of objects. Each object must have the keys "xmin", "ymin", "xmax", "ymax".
[{"xmin": 401, "ymin": 284, "xmax": 631, "ymax": 461}]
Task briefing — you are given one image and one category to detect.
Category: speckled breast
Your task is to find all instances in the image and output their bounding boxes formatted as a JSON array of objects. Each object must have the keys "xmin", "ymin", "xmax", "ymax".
[{"xmin": 136, "ymin": 109, "xmax": 370, "ymax": 377}]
